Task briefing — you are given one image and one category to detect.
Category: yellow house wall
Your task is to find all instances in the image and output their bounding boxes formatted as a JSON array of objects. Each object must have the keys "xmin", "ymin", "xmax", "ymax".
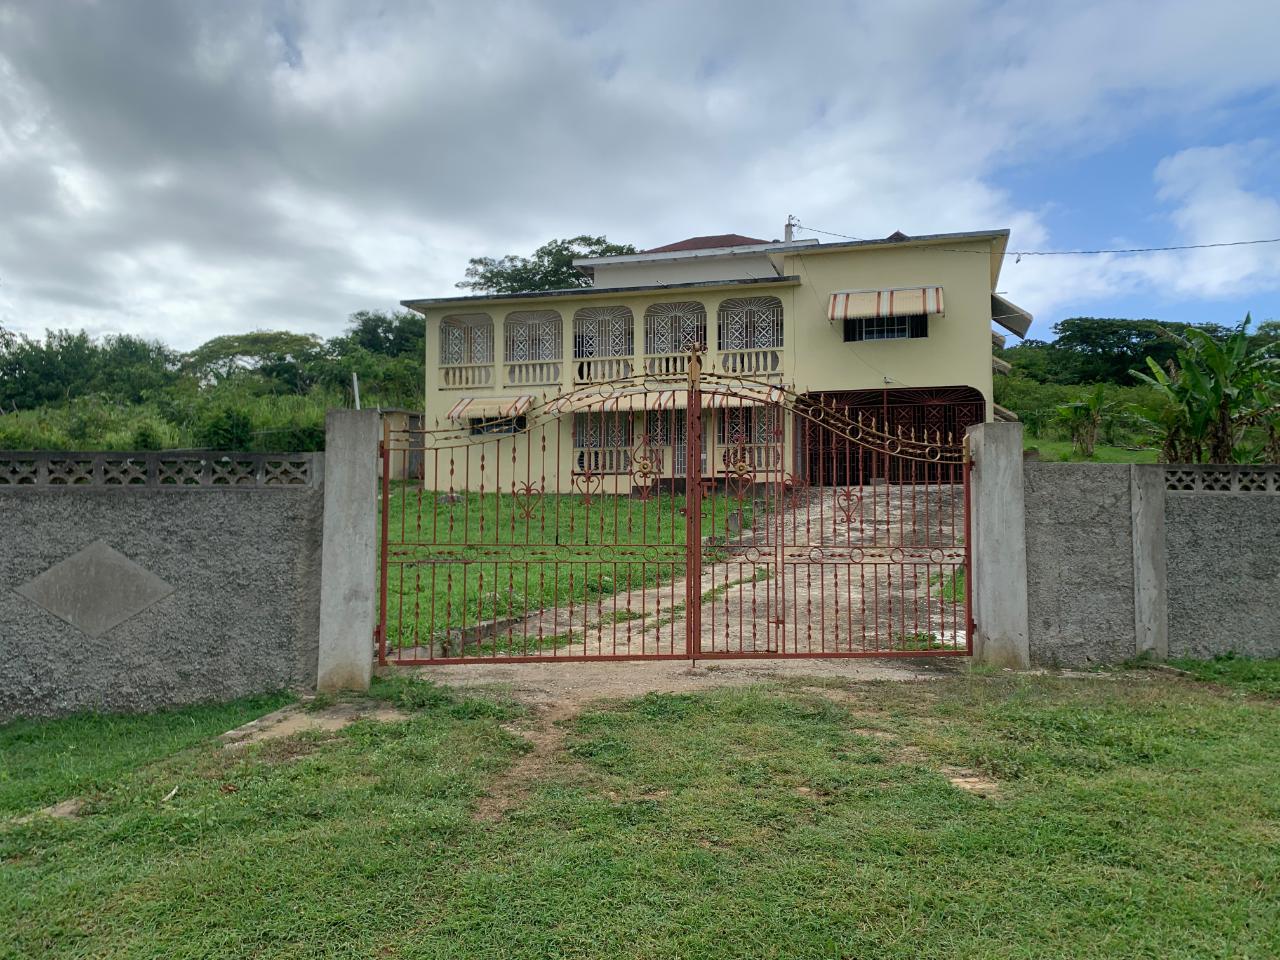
[{"xmin": 415, "ymin": 238, "xmax": 997, "ymax": 492}]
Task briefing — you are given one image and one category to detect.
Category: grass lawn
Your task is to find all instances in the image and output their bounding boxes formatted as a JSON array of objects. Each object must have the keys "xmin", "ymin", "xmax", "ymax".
[
  {"xmin": 1024, "ymin": 438, "xmax": 1161, "ymax": 463},
  {"xmin": 0, "ymin": 693, "xmax": 292, "ymax": 818},
  {"xmin": 1168, "ymin": 653, "xmax": 1280, "ymax": 697},
  {"xmin": 382, "ymin": 489, "xmax": 753, "ymax": 643},
  {"xmin": 3, "ymin": 668, "xmax": 1279, "ymax": 958}
]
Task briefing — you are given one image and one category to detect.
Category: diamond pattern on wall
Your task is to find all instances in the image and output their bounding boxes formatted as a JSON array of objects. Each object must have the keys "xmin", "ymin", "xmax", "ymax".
[{"xmin": 15, "ymin": 540, "xmax": 175, "ymax": 638}]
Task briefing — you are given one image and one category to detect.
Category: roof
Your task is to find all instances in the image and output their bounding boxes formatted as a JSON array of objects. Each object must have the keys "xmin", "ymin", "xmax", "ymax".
[
  {"xmin": 644, "ymin": 233, "xmax": 769, "ymax": 253},
  {"xmin": 401, "ymin": 274, "xmax": 801, "ymax": 312}
]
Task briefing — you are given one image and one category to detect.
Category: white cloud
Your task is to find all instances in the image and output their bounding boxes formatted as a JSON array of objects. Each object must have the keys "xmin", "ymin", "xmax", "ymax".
[{"xmin": 0, "ymin": 0, "xmax": 1278, "ymax": 347}]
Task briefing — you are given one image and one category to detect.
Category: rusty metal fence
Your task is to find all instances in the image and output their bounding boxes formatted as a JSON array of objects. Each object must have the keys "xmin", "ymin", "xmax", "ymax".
[{"xmin": 377, "ymin": 352, "xmax": 971, "ymax": 664}]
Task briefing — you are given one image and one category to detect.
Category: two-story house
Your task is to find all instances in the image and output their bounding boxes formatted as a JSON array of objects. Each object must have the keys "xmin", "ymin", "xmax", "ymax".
[{"xmin": 401, "ymin": 227, "xmax": 1029, "ymax": 492}]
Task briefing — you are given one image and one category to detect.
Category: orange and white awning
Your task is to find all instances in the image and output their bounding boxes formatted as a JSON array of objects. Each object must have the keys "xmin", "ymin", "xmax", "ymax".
[
  {"xmin": 446, "ymin": 395, "xmax": 534, "ymax": 421},
  {"xmin": 828, "ymin": 286, "xmax": 945, "ymax": 323}
]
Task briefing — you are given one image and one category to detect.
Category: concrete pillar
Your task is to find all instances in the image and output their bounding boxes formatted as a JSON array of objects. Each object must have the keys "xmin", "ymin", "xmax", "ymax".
[
  {"xmin": 967, "ymin": 422, "xmax": 1030, "ymax": 668},
  {"xmin": 316, "ymin": 409, "xmax": 380, "ymax": 692},
  {"xmin": 1130, "ymin": 464, "xmax": 1168, "ymax": 659}
]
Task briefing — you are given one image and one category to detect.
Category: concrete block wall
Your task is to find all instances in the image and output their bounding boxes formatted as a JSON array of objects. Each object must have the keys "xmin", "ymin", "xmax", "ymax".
[
  {"xmin": 969, "ymin": 421, "xmax": 1280, "ymax": 668},
  {"xmin": 1, "ymin": 412, "xmax": 381, "ymax": 720}
]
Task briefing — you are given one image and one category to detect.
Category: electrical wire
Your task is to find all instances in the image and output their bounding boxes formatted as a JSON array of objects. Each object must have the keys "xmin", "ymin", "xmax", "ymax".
[{"xmin": 794, "ymin": 223, "xmax": 1280, "ymax": 257}]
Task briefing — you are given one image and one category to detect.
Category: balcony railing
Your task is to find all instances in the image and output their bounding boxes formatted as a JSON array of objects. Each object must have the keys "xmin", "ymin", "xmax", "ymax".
[
  {"xmin": 574, "ymin": 356, "xmax": 633, "ymax": 384},
  {"xmin": 719, "ymin": 443, "xmax": 784, "ymax": 473},
  {"xmin": 719, "ymin": 349, "xmax": 782, "ymax": 377},
  {"xmin": 438, "ymin": 348, "xmax": 784, "ymax": 391},
  {"xmin": 505, "ymin": 360, "xmax": 561, "ymax": 386},
  {"xmin": 440, "ymin": 364, "xmax": 495, "ymax": 389},
  {"xmin": 644, "ymin": 353, "xmax": 691, "ymax": 377},
  {"xmin": 574, "ymin": 447, "xmax": 632, "ymax": 474}
]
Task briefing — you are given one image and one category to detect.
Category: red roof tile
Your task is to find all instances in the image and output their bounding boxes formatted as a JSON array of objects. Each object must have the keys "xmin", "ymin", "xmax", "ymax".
[{"xmin": 644, "ymin": 233, "xmax": 769, "ymax": 253}]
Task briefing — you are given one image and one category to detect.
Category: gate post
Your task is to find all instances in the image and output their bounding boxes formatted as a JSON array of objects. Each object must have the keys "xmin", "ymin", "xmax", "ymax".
[
  {"xmin": 684, "ymin": 347, "xmax": 703, "ymax": 659},
  {"xmin": 317, "ymin": 409, "xmax": 381, "ymax": 692},
  {"xmin": 966, "ymin": 421, "xmax": 1030, "ymax": 669}
]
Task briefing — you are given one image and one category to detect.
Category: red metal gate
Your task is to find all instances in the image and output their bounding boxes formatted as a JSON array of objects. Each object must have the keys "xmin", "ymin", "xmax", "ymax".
[{"xmin": 377, "ymin": 353, "xmax": 972, "ymax": 664}]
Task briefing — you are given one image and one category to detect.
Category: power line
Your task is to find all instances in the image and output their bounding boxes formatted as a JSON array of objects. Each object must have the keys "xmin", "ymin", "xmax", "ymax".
[{"xmin": 794, "ymin": 223, "xmax": 1280, "ymax": 258}]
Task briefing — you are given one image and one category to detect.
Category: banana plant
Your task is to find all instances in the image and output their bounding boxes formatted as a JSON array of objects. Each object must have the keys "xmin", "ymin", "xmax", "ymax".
[{"xmin": 1133, "ymin": 315, "xmax": 1280, "ymax": 463}]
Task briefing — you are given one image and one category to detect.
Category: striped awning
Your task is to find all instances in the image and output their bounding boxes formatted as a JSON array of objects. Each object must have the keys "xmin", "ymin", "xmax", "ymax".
[
  {"xmin": 446, "ymin": 395, "xmax": 534, "ymax": 421},
  {"xmin": 828, "ymin": 286, "xmax": 945, "ymax": 323},
  {"xmin": 545, "ymin": 385, "xmax": 785, "ymax": 414}
]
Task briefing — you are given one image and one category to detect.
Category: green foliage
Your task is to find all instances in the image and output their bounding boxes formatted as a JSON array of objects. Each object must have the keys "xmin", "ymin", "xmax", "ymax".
[
  {"xmin": 456, "ymin": 235, "xmax": 637, "ymax": 294},
  {"xmin": 0, "ymin": 310, "xmax": 422, "ymax": 451},
  {"xmin": 1168, "ymin": 653, "xmax": 1280, "ymax": 697},
  {"xmin": 1133, "ymin": 315, "xmax": 1280, "ymax": 463}
]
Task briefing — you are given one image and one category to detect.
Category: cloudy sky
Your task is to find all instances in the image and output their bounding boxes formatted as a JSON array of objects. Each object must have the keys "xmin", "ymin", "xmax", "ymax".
[{"xmin": 2, "ymin": 0, "xmax": 1279, "ymax": 348}]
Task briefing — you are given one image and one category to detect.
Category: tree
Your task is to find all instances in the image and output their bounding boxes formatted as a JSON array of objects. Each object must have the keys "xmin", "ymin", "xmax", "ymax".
[
  {"xmin": 1133, "ymin": 315, "xmax": 1280, "ymax": 463},
  {"xmin": 182, "ymin": 331, "xmax": 325, "ymax": 390},
  {"xmin": 1001, "ymin": 317, "xmax": 1235, "ymax": 386},
  {"xmin": 456, "ymin": 235, "xmax": 637, "ymax": 294},
  {"xmin": 336, "ymin": 310, "xmax": 425, "ymax": 358}
]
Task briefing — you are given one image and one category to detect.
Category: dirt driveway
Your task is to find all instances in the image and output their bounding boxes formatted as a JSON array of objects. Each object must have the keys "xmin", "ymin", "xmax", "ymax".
[{"xmin": 391, "ymin": 655, "xmax": 966, "ymax": 710}]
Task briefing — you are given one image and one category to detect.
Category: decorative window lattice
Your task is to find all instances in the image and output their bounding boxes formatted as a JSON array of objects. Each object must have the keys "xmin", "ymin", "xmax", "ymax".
[
  {"xmin": 573, "ymin": 306, "xmax": 634, "ymax": 359},
  {"xmin": 717, "ymin": 296, "xmax": 783, "ymax": 351},
  {"xmin": 717, "ymin": 406, "xmax": 779, "ymax": 445},
  {"xmin": 504, "ymin": 310, "xmax": 562, "ymax": 362},
  {"xmin": 440, "ymin": 314, "xmax": 494, "ymax": 365},
  {"xmin": 1164, "ymin": 466, "xmax": 1279, "ymax": 493},
  {"xmin": 573, "ymin": 412, "xmax": 633, "ymax": 449},
  {"xmin": 644, "ymin": 301, "xmax": 707, "ymax": 355}
]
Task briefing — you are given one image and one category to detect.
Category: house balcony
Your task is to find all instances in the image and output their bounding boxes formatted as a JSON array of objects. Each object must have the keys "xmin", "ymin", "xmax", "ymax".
[
  {"xmin": 504, "ymin": 360, "xmax": 562, "ymax": 387},
  {"xmin": 573, "ymin": 356, "xmax": 633, "ymax": 384},
  {"xmin": 440, "ymin": 363, "xmax": 495, "ymax": 389},
  {"xmin": 717, "ymin": 348, "xmax": 782, "ymax": 378}
]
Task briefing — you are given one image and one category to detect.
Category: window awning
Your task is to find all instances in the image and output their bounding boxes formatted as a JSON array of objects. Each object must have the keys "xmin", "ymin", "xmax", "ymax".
[
  {"xmin": 545, "ymin": 385, "xmax": 785, "ymax": 414},
  {"xmin": 446, "ymin": 395, "xmax": 534, "ymax": 421},
  {"xmin": 991, "ymin": 293, "xmax": 1032, "ymax": 338},
  {"xmin": 828, "ymin": 286, "xmax": 944, "ymax": 323}
]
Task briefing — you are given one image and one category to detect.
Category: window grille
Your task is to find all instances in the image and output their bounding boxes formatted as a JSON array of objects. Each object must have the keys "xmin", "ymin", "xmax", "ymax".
[
  {"xmin": 504, "ymin": 310, "xmax": 562, "ymax": 361},
  {"xmin": 717, "ymin": 296, "xmax": 783, "ymax": 351},
  {"xmin": 573, "ymin": 306, "xmax": 634, "ymax": 358},
  {"xmin": 844, "ymin": 314, "xmax": 927, "ymax": 342},
  {"xmin": 644, "ymin": 301, "xmax": 707, "ymax": 354},
  {"xmin": 440, "ymin": 314, "xmax": 494, "ymax": 364}
]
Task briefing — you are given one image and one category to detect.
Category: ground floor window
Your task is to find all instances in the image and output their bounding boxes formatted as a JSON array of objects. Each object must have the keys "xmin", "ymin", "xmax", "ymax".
[
  {"xmin": 468, "ymin": 415, "xmax": 527, "ymax": 436},
  {"xmin": 573, "ymin": 412, "xmax": 633, "ymax": 473}
]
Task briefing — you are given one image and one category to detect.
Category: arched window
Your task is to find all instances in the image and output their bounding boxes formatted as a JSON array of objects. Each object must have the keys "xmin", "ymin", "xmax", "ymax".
[
  {"xmin": 644, "ymin": 301, "xmax": 706, "ymax": 355},
  {"xmin": 717, "ymin": 296, "xmax": 783, "ymax": 351},
  {"xmin": 504, "ymin": 310, "xmax": 562, "ymax": 362},
  {"xmin": 573, "ymin": 306, "xmax": 634, "ymax": 358},
  {"xmin": 439, "ymin": 314, "xmax": 494, "ymax": 366}
]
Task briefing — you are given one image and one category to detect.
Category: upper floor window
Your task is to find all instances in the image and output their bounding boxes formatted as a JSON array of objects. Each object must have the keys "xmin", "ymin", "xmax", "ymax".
[
  {"xmin": 504, "ymin": 310, "xmax": 562, "ymax": 362},
  {"xmin": 644, "ymin": 301, "xmax": 707, "ymax": 355},
  {"xmin": 573, "ymin": 306, "xmax": 634, "ymax": 358},
  {"xmin": 440, "ymin": 314, "xmax": 494, "ymax": 365},
  {"xmin": 718, "ymin": 296, "xmax": 783, "ymax": 351},
  {"xmin": 843, "ymin": 314, "xmax": 927, "ymax": 342}
]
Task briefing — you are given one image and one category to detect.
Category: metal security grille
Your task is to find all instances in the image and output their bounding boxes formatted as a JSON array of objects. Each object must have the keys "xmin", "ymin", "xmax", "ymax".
[
  {"xmin": 439, "ymin": 314, "xmax": 494, "ymax": 365},
  {"xmin": 377, "ymin": 351, "xmax": 971, "ymax": 664},
  {"xmin": 717, "ymin": 296, "xmax": 783, "ymax": 350},
  {"xmin": 645, "ymin": 301, "xmax": 707, "ymax": 355},
  {"xmin": 573, "ymin": 306, "xmax": 634, "ymax": 358},
  {"xmin": 504, "ymin": 310, "xmax": 562, "ymax": 361}
]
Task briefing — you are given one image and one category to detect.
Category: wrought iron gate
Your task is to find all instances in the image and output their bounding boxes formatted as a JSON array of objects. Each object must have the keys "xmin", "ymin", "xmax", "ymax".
[{"xmin": 377, "ymin": 353, "xmax": 972, "ymax": 664}]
